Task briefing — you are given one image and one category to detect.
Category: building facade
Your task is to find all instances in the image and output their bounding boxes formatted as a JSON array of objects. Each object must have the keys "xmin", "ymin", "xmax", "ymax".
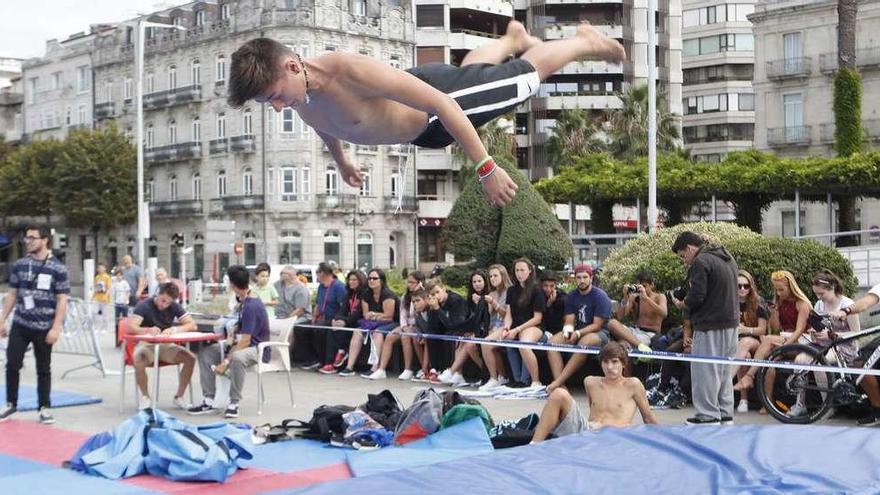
[{"xmin": 751, "ymin": 0, "xmax": 880, "ymax": 242}]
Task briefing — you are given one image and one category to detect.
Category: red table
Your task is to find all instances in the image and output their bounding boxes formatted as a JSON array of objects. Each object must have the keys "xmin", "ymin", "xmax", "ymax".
[{"xmin": 121, "ymin": 332, "xmax": 223, "ymax": 410}]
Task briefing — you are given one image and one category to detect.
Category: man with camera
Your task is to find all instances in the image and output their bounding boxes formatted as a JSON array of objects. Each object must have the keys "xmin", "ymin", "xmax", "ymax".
[
  {"xmin": 670, "ymin": 231, "xmax": 739, "ymax": 426},
  {"xmin": 607, "ymin": 270, "xmax": 667, "ymax": 353}
]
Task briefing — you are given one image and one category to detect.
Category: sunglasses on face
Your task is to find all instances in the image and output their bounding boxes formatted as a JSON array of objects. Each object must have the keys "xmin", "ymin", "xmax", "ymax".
[
  {"xmin": 738, "ymin": 284, "xmax": 751, "ymax": 290},
  {"xmin": 368, "ymin": 276, "xmax": 380, "ymax": 281}
]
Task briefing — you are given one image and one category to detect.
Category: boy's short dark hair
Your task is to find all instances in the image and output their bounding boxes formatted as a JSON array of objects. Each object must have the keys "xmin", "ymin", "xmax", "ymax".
[
  {"xmin": 410, "ymin": 288, "xmax": 428, "ymax": 300},
  {"xmin": 228, "ymin": 38, "xmax": 292, "ymax": 108},
  {"xmin": 255, "ymin": 262, "xmax": 271, "ymax": 276},
  {"xmin": 598, "ymin": 342, "xmax": 629, "ymax": 367},
  {"xmin": 425, "ymin": 280, "xmax": 445, "ymax": 293},
  {"xmin": 635, "ymin": 270, "xmax": 654, "ymax": 284},
  {"xmin": 317, "ymin": 262, "xmax": 334, "ymax": 276},
  {"xmin": 671, "ymin": 231, "xmax": 704, "ymax": 253},
  {"xmin": 227, "ymin": 265, "xmax": 251, "ymax": 290},
  {"xmin": 157, "ymin": 282, "xmax": 180, "ymax": 300}
]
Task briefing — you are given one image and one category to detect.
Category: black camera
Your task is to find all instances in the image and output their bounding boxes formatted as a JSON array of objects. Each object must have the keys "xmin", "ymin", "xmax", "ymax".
[
  {"xmin": 626, "ymin": 284, "xmax": 640, "ymax": 295},
  {"xmin": 667, "ymin": 286, "xmax": 687, "ymax": 301}
]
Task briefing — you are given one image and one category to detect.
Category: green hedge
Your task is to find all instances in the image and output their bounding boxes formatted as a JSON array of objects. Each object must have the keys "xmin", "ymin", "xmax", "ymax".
[
  {"xmin": 834, "ymin": 67, "xmax": 862, "ymax": 157},
  {"xmin": 440, "ymin": 264, "xmax": 473, "ymax": 289}
]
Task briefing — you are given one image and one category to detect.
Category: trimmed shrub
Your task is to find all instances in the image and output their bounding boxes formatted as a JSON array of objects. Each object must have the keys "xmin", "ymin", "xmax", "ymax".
[
  {"xmin": 440, "ymin": 264, "xmax": 473, "ymax": 289},
  {"xmin": 444, "ymin": 168, "xmax": 503, "ymax": 267}
]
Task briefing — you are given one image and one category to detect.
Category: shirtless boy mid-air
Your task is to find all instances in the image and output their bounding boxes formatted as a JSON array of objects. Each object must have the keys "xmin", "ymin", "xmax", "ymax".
[
  {"xmin": 228, "ymin": 21, "xmax": 625, "ymax": 206},
  {"xmin": 532, "ymin": 342, "xmax": 659, "ymax": 442}
]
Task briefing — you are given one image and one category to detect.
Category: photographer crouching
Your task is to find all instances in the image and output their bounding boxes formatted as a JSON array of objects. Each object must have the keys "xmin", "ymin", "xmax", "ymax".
[
  {"xmin": 670, "ymin": 231, "xmax": 739, "ymax": 426},
  {"xmin": 607, "ymin": 270, "xmax": 667, "ymax": 354}
]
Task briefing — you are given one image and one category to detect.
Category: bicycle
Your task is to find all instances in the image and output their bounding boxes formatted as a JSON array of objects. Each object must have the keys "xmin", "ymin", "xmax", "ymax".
[{"xmin": 756, "ymin": 314, "xmax": 880, "ymax": 424}]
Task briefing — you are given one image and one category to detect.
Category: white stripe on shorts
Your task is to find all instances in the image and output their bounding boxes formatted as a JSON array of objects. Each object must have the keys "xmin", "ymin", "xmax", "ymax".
[{"xmin": 427, "ymin": 70, "xmax": 540, "ymax": 124}]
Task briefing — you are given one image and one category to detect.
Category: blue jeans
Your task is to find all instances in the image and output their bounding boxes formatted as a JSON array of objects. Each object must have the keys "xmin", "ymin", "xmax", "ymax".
[{"xmin": 506, "ymin": 347, "xmax": 529, "ymax": 383}]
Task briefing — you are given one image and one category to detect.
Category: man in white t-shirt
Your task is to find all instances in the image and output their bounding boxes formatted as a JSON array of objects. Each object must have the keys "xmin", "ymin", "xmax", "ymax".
[{"xmin": 832, "ymin": 283, "xmax": 880, "ymax": 426}]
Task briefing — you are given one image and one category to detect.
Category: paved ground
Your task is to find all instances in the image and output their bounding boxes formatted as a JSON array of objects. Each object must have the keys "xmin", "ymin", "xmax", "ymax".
[{"xmin": 1, "ymin": 328, "xmax": 856, "ymax": 434}]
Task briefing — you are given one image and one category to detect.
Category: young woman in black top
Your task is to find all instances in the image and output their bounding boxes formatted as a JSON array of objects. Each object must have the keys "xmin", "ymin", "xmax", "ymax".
[{"xmin": 502, "ymin": 257, "xmax": 546, "ymax": 389}]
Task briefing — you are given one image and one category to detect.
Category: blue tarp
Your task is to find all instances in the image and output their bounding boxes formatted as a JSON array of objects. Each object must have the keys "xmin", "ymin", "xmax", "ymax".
[{"xmin": 289, "ymin": 424, "xmax": 880, "ymax": 495}]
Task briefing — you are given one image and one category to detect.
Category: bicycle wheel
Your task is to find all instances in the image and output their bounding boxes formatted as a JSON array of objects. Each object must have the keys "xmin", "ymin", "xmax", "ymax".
[{"xmin": 756, "ymin": 343, "xmax": 835, "ymax": 424}]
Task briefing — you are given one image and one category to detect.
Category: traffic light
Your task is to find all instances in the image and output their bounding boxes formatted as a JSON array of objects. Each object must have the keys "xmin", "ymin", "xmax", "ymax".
[
  {"xmin": 171, "ymin": 233, "xmax": 185, "ymax": 247},
  {"xmin": 56, "ymin": 234, "xmax": 68, "ymax": 249}
]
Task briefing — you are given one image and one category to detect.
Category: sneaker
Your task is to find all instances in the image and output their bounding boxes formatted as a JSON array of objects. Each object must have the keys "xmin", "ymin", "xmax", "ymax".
[
  {"xmin": 0, "ymin": 403, "xmax": 16, "ymax": 422},
  {"xmin": 338, "ymin": 368, "xmax": 356, "ymax": 377},
  {"xmin": 525, "ymin": 382, "xmax": 545, "ymax": 392},
  {"xmin": 787, "ymin": 403, "xmax": 808, "ymax": 418},
  {"xmin": 319, "ymin": 364, "xmax": 338, "ymax": 375},
  {"xmin": 38, "ymin": 407, "xmax": 55, "ymax": 425},
  {"xmin": 425, "ymin": 370, "xmax": 443, "ymax": 384},
  {"xmin": 857, "ymin": 410, "xmax": 880, "ymax": 427},
  {"xmin": 367, "ymin": 369, "xmax": 387, "ymax": 380},
  {"xmin": 224, "ymin": 402, "xmax": 240, "ymax": 419},
  {"xmin": 685, "ymin": 416, "xmax": 721, "ymax": 425},
  {"xmin": 737, "ymin": 400, "xmax": 749, "ymax": 414},
  {"xmin": 332, "ymin": 350, "xmax": 348, "ymax": 369},
  {"xmin": 138, "ymin": 395, "xmax": 152, "ymax": 411},
  {"xmin": 479, "ymin": 378, "xmax": 501, "ymax": 391},
  {"xmin": 448, "ymin": 372, "xmax": 466, "ymax": 387},
  {"xmin": 438, "ymin": 369, "xmax": 454, "ymax": 384},
  {"xmin": 398, "ymin": 369, "xmax": 414, "ymax": 381},
  {"xmin": 173, "ymin": 396, "xmax": 190, "ymax": 410},
  {"xmin": 721, "ymin": 416, "xmax": 734, "ymax": 426},
  {"xmin": 299, "ymin": 361, "xmax": 321, "ymax": 371},
  {"xmin": 415, "ymin": 369, "xmax": 425, "ymax": 380},
  {"xmin": 497, "ymin": 375, "xmax": 509, "ymax": 386},
  {"xmin": 187, "ymin": 400, "xmax": 216, "ymax": 415}
]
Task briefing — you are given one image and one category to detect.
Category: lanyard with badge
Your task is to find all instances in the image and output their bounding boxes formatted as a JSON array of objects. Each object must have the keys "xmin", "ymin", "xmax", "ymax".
[{"xmin": 23, "ymin": 254, "xmax": 52, "ymax": 311}]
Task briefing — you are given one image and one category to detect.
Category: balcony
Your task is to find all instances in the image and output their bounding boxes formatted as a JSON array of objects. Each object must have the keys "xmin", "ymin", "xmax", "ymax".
[
  {"xmin": 384, "ymin": 195, "xmax": 417, "ymax": 212},
  {"xmin": 767, "ymin": 125, "xmax": 811, "ymax": 147},
  {"xmin": 94, "ymin": 102, "xmax": 115, "ymax": 120},
  {"xmin": 531, "ymin": 93, "xmax": 622, "ymax": 111},
  {"xmin": 209, "ymin": 138, "xmax": 229, "ymax": 155},
  {"xmin": 315, "ymin": 193, "xmax": 356, "ymax": 211},
  {"xmin": 144, "ymin": 142, "xmax": 202, "ymax": 162},
  {"xmin": 143, "ymin": 85, "xmax": 201, "ymax": 109},
  {"xmin": 417, "ymin": 196, "xmax": 454, "ymax": 218},
  {"xmin": 766, "ymin": 57, "xmax": 811, "ymax": 80},
  {"xmin": 143, "ymin": 90, "xmax": 170, "ymax": 108},
  {"xmin": 221, "ymin": 195, "xmax": 264, "ymax": 212},
  {"xmin": 822, "ymin": 48, "xmax": 880, "ymax": 75},
  {"xmin": 541, "ymin": 24, "xmax": 627, "ymax": 41},
  {"xmin": 229, "ymin": 134, "xmax": 256, "ymax": 153},
  {"xmin": 356, "ymin": 144, "xmax": 379, "ymax": 154},
  {"xmin": 149, "ymin": 199, "xmax": 203, "ymax": 216}
]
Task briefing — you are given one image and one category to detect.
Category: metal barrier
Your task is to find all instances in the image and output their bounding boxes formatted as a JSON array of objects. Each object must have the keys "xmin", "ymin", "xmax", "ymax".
[{"xmin": 55, "ymin": 298, "xmax": 111, "ymax": 378}]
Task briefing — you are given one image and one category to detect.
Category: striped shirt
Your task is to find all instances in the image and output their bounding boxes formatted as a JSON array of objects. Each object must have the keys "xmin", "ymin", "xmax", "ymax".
[{"xmin": 8, "ymin": 253, "xmax": 70, "ymax": 331}]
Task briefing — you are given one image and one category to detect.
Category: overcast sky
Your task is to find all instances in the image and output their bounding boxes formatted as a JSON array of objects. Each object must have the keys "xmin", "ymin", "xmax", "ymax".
[{"xmin": 0, "ymin": 1, "xmax": 182, "ymax": 59}]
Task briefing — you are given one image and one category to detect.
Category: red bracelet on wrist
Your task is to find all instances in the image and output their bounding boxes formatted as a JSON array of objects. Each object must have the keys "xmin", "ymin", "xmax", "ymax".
[{"xmin": 476, "ymin": 157, "xmax": 497, "ymax": 182}]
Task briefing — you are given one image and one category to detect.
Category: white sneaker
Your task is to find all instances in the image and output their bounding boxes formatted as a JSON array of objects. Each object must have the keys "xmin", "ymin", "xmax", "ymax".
[
  {"xmin": 479, "ymin": 378, "xmax": 500, "ymax": 391},
  {"xmin": 398, "ymin": 369, "xmax": 414, "ymax": 381},
  {"xmin": 138, "ymin": 395, "xmax": 151, "ymax": 410},
  {"xmin": 173, "ymin": 396, "xmax": 190, "ymax": 410},
  {"xmin": 415, "ymin": 369, "xmax": 425, "ymax": 380},
  {"xmin": 497, "ymin": 375, "xmax": 509, "ymax": 386},
  {"xmin": 367, "ymin": 369, "xmax": 387, "ymax": 380},
  {"xmin": 526, "ymin": 382, "xmax": 545, "ymax": 391},
  {"xmin": 737, "ymin": 400, "xmax": 749, "ymax": 414},
  {"xmin": 448, "ymin": 372, "xmax": 466, "ymax": 387},
  {"xmin": 438, "ymin": 369, "xmax": 454, "ymax": 383}
]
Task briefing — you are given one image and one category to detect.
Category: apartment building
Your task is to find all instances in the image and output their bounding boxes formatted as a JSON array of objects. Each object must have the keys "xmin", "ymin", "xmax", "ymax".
[{"xmin": 751, "ymin": 0, "xmax": 880, "ymax": 241}]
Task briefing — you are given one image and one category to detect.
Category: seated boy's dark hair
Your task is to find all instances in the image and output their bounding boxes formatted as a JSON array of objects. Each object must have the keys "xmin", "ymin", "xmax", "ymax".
[
  {"xmin": 227, "ymin": 265, "xmax": 251, "ymax": 290},
  {"xmin": 598, "ymin": 341, "xmax": 629, "ymax": 367}
]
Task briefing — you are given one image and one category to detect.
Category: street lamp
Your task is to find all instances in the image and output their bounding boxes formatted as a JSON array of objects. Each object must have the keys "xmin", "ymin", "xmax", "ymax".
[{"xmin": 135, "ymin": 19, "xmax": 187, "ymax": 270}]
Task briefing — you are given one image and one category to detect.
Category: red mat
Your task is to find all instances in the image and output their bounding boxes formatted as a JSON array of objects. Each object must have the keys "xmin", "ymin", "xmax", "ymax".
[{"xmin": 0, "ymin": 419, "xmax": 352, "ymax": 494}]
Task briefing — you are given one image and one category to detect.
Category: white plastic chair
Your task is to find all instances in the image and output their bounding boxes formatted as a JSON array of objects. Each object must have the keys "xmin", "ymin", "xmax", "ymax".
[{"xmin": 255, "ymin": 324, "xmax": 296, "ymax": 415}]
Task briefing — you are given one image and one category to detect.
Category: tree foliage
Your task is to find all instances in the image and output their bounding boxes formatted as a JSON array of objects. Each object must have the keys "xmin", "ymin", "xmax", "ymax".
[
  {"xmin": 0, "ymin": 138, "xmax": 64, "ymax": 222},
  {"xmin": 607, "ymin": 84, "xmax": 681, "ymax": 162}
]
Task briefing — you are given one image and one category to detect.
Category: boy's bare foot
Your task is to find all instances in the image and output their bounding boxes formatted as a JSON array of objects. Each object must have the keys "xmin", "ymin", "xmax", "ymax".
[
  {"xmin": 506, "ymin": 20, "xmax": 542, "ymax": 54},
  {"xmin": 576, "ymin": 23, "xmax": 626, "ymax": 63}
]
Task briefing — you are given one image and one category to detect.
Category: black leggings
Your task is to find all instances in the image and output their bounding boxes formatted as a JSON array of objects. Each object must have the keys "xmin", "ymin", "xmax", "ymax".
[{"xmin": 6, "ymin": 324, "xmax": 53, "ymax": 409}]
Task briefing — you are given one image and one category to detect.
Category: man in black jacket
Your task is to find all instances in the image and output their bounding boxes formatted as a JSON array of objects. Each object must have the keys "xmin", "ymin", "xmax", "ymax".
[{"xmin": 671, "ymin": 231, "xmax": 739, "ymax": 425}]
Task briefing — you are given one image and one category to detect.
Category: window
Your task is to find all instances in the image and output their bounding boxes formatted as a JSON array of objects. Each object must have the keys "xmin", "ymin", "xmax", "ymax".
[
  {"xmin": 221, "ymin": 3, "xmax": 231, "ymax": 19},
  {"xmin": 326, "ymin": 168, "xmax": 339, "ymax": 195},
  {"xmin": 190, "ymin": 59, "xmax": 200, "ymax": 85},
  {"xmin": 281, "ymin": 108, "xmax": 295, "ymax": 133},
  {"xmin": 169, "ymin": 174, "xmax": 178, "ymax": 200},
  {"xmin": 124, "ymin": 77, "xmax": 132, "ymax": 100},
  {"xmin": 284, "ymin": 0, "xmax": 297, "ymax": 9},
  {"xmin": 700, "ymin": 35, "xmax": 721, "ymax": 54},
  {"xmin": 243, "ymin": 168, "xmax": 254, "ymax": 196},
  {"xmin": 683, "ymin": 9, "xmax": 699, "ymax": 27},
  {"xmin": 192, "ymin": 117, "xmax": 201, "ymax": 141},
  {"xmin": 390, "ymin": 172, "xmax": 400, "ymax": 197},
  {"xmin": 323, "ymin": 231, "xmax": 340, "ymax": 265},
  {"xmin": 703, "ymin": 94, "xmax": 720, "ymax": 112},
  {"xmin": 416, "ymin": 5, "xmax": 444, "ymax": 27},
  {"xmin": 78, "ymin": 104, "xmax": 87, "ymax": 124},
  {"xmin": 104, "ymin": 80, "xmax": 113, "ymax": 102},
  {"xmin": 145, "ymin": 71, "xmax": 155, "ymax": 93},
  {"xmin": 146, "ymin": 124, "xmax": 154, "ymax": 147},
  {"xmin": 243, "ymin": 109, "xmax": 253, "ymax": 135},
  {"xmin": 389, "ymin": 55, "xmax": 401, "ymax": 69},
  {"xmin": 77, "ymin": 65, "xmax": 90, "ymax": 92},
  {"xmin": 351, "ymin": 0, "xmax": 366, "ymax": 16},
  {"xmin": 683, "ymin": 39, "xmax": 699, "ymax": 56},
  {"xmin": 783, "ymin": 32, "xmax": 802, "ymax": 61},
  {"xmin": 281, "ymin": 167, "xmax": 297, "ymax": 201},
  {"xmin": 215, "ymin": 55, "xmax": 226, "ymax": 83},
  {"xmin": 279, "ymin": 231, "xmax": 303, "ymax": 264},
  {"xmin": 196, "ymin": 10, "xmax": 205, "ymax": 27},
  {"xmin": 168, "ymin": 65, "xmax": 177, "ymax": 90},
  {"xmin": 192, "ymin": 173, "xmax": 202, "ymax": 200},
  {"xmin": 27, "ymin": 77, "xmax": 37, "ymax": 104},
  {"xmin": 783, "ymin": 93, "xmax": 804, "ymax": 142},
  {"xmin": 739, "ymin": 93, "xmax": 755, "ymax": 111},
  {"xmin": 267, "ymin": 167, "xmax": 276, "ymax": 199},
  {"xmin": 173, "ymin": 16, "xmax": 184, "ymax": 27},
  {"xmin": 301, "ymin": 167, "xmax": 311, "ymax": 197},
  {"xmin": 51, "ymin": 72, "xmax": 62, "ymax": 90},
  {"xmin": 244, "ymin": 233, "xmax": 257, "ymax": 266},
  {"xmin": 735, "ymin": 34, "xmax": 754, "ymax": 51},
  {"xmin": 217, "ymin": 170, "xmax": 227, "ymax": 197},
  {"xmin": 360, "ymin": 171, "xmax": 371, "ymax": 196},
  {"xmin": 357, "ymin": 232, "xmax": 373, "ymax": 270},
  {"xmin": 781, "ymin": 210, "xmax": 806, "ymax": 238},
  {"xmin": 147, "ymin": 179, "xmax": 154, "ymax": 202},
  {"xmin": 169, "ymin": 120, "xmax": 177, "ymax": 144},
  {"xmin": 216, "ymin": 112, "xmax": 226, "ymax": 138}
]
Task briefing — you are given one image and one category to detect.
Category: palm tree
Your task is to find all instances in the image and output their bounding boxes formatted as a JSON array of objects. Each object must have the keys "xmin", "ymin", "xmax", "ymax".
[
  {"xmin": 545, "ymin": 108, "xmax": 606, "ymax": 167},
  {"xmin": 607, "ymin": 84, "xmax": 680, "ymax": 162},
  {"xmin": 834, "ymin": 0, "xmax": 860, "ymax": 246}
]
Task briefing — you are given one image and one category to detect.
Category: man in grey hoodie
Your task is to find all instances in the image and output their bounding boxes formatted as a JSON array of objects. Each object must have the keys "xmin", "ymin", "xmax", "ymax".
[{"xmin": 671, "ymin": 231, "xmax": 739, "ymax": 425}]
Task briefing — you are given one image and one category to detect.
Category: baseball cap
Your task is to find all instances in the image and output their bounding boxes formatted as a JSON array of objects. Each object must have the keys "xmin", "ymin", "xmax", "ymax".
[{"xmin": 573, "ymin": 264, "xmax": 593, "ymax": 276}]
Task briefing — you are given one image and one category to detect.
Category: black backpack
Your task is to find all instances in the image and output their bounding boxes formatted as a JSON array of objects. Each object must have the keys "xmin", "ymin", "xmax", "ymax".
[
  {"xmin": 285, "ymin": 404, "xmax": 355, "ymax": 443},
  {"xmin": 360, "ymin": 390, "xmax": 403, "ymax": 430}
]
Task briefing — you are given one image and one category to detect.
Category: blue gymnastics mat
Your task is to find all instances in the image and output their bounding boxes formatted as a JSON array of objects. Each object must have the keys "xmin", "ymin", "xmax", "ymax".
[{"xmin": 0, "ymin": 385, "xmax": 102, "ymax": 411}]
